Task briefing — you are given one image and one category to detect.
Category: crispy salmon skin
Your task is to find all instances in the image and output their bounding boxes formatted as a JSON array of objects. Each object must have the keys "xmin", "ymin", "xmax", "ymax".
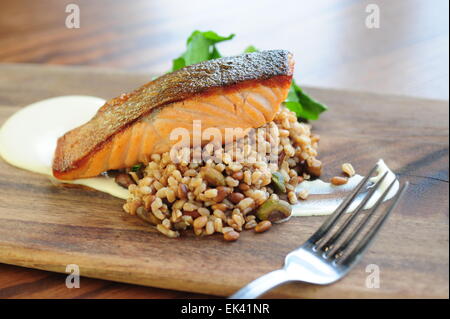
[{"xmin": 53, "ymin": 50, "xmax": 294, "ymax": 180}]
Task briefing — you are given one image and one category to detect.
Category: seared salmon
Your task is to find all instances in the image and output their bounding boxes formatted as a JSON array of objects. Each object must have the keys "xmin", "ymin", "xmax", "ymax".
[{"xmin": 53, "ymin": 50, "xmax": 294, "ymax": 180}]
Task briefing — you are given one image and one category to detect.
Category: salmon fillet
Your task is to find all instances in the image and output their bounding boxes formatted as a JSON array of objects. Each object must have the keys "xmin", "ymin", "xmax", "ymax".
[{"xmin": 53, "ymin": 50, "xmax": 294, "ymax": 180}]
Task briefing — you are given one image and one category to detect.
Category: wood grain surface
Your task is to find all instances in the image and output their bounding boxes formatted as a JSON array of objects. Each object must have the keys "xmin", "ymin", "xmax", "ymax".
[
  {"xmin": 0, "ymin": 63, "xmax": 448, "ymax": 299},
  {"xmin": 0, "ymin": 0, "xmax": 448, "ymax": 100}
]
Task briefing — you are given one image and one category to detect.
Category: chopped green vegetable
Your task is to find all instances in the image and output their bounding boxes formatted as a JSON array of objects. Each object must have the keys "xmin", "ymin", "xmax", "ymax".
[
  {"xmin": 271, "ymin": 172, "xmax": 286, "ymax": 194},
  {"xmin": 171, "ymin": 30, "xmax": 235, "ymax": 71},
  {"xmin": 171, "ymin": 30, "xmax": 328, "ymax": 120},
  {"xmin": 131, "ymin": 164, "xmax": 142, "ymax": 172},
  {"xmin": 256, "ymin": 198, "xmax": 292, "ymax": 222}
]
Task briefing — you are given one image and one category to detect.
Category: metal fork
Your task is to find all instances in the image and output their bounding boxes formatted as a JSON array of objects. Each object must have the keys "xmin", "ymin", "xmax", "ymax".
[{"xmin": 230, "ymin": 164, "xmax": 409, "ymax": 299}]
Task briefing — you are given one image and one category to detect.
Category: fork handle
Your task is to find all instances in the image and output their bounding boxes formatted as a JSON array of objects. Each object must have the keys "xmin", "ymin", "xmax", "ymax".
[{"xmin": 229, "ymin": 269, "xmax": 292, "ymax": 299}]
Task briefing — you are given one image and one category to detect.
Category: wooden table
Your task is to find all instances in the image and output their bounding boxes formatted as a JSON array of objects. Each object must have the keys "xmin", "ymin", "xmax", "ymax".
[{"xmin": 0, "ymin": 0, "xmax": 448, "ymax": 299}]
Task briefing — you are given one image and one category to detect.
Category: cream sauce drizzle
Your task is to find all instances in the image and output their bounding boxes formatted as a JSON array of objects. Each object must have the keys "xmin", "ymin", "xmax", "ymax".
[{"xmin": 292, "ymin": 159, "xmax": 399, "ymax": 216}]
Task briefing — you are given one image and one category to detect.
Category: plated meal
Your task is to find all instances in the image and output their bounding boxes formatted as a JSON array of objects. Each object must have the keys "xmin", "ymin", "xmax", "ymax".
[{"xmin": 0, "ymin": 31, "xmax": 398, "ymax": 242}]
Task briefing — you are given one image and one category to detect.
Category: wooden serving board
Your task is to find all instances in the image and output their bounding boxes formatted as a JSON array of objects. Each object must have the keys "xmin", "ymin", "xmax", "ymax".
[{"xmin": 0, "ymin": 63, "xmax": 448, "ymax": 298}]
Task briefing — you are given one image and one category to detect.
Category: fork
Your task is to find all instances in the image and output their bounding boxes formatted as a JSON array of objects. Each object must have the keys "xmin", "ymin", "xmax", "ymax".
[{"xmin": 230, "ymin": 164, "xmax": 409, "ymax": 299}]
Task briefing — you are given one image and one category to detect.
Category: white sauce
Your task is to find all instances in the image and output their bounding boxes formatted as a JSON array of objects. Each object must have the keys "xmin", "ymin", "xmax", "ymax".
[
  {"xmin": 0, "ymin": 96, "xmax": 129, "ymax": 199},
  {"xmin": 0, "ymin": 96, "xmax": 399, "ymax": 215},
  {"xmin": 292, "ymin": 159, "xmax": 399, "ymax": 216}
]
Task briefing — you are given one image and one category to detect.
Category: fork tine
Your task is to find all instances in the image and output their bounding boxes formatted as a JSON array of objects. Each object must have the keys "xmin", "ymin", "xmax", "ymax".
[
  {"xmin": 332, "ymin": 178, "xmax": 397, "ymax": 259},
  {"xmin": 308, "ymin": 164, "xmax": 379, "ymax": 245},
  {"xmin": 340, "ymin": 182, "xmax": 409, "ymax": 265},
  {"xmin": 320, "ymin": 171, "xmax": 389, "ymax": 253}
]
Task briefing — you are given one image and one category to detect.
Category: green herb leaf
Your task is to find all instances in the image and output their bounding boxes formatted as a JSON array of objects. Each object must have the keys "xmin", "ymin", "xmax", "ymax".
[
  {"xmin": 244, "ymin": 45, "xmax": 259, "ymax": 53},
  {"xmin": 210, "ymin": 46, "xmax": 222, "ymax": 59},
  {"xmin": 171, "ymin": 30, "xmax": 235, "ymax": 71},
  {"xmin": 284, "ymin": 80, "xmax": 328, "ymax": 120},
  {"xmin": 171, "ymin": 56, "xmax": 186, "ymax": 71},
  {"xmin": 187, "ymin": 30, "xmax": 235, "ymax": 44}
]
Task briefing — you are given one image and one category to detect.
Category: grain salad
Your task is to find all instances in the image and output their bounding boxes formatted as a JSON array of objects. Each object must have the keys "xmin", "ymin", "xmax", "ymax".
[{"xmin": 121, "ymin": 106, "xmax": 322, "ymax": 241}]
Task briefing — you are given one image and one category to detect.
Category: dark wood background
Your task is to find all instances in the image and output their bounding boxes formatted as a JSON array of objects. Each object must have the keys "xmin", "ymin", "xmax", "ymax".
[{"xmin": 0, "ymin": 0, "xmax": 448, "ymax": 299}]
